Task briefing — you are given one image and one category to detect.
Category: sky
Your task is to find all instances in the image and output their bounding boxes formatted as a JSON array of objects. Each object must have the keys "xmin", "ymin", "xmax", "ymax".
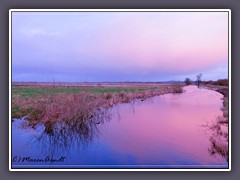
[{"xmin": 12, "ymin": 11, "xmax": 229, "ymax": 82}]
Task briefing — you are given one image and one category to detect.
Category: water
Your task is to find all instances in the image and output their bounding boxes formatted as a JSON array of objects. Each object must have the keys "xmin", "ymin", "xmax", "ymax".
[{"xmin": 11, "ymin": 85, "xmax": 228, "ymax": 169}]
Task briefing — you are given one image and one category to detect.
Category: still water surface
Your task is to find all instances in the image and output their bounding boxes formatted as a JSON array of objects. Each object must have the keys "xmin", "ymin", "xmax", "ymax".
[{"xmin": 12, "ymin": 85, "xmax": 228, "ymax": 168}]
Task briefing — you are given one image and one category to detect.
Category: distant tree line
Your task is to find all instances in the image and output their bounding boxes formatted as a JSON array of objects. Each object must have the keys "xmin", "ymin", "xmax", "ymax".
[
  {"xmin": 184, "ymin": 75, "xmax": 228, "ymax": 87},
  {"xmin": 203, "ymin": 79, "xmax": 228, "ymax": 86}
]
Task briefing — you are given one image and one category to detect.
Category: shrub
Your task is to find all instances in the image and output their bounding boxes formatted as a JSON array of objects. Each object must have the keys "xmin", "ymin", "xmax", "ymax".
[
  {"xmin": 213, "ymin": 79, "xmax": 228, "ymax": 86},
  {"xmin": 184, "ymin": 78, "xmax": 191, "ymax": 85}
]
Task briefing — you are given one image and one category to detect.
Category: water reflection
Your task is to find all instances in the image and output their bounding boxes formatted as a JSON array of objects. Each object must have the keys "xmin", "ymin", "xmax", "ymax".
[
  {"xmin": 12, "ymin": 86, "xmax": 228, "ymax": 168},
  {"xmin": 12, "ymin": 108, "xmax": 112, "ymax": 165}
]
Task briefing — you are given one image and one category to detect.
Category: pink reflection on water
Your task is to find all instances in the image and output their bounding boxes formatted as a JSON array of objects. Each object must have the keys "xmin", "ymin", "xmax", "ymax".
[{"xmin": 99, "ymin": 85, "xmax": 226, "ymax": 166}]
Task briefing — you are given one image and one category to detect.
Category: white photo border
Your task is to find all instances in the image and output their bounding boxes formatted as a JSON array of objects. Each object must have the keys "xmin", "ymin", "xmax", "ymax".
[{"xmin": 9, "ymin": 9, "xmax": 231, "ymax": 171}]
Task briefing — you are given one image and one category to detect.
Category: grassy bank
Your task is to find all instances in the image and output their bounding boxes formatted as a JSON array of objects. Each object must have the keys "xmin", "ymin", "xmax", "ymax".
[
  {"xmin": 12, "ymin": 83, "xmax": 183, "ymax": 127},
  {"xmin": 205, "ymin": 85, "xmax": 228, "ymax": 122},
  {"xmin": 205, "ymin": 85, "xmax": 229, "ymax": 161}
]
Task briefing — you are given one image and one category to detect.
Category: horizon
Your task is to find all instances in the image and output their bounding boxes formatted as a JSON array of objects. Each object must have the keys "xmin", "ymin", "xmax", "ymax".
[
  {"xmin": 12, "ymin": 11, "xmax": 229, "ymax": 82},
  {"xmin": 12, "ymin": 78, "xmax": 228, "ymax": 83}
]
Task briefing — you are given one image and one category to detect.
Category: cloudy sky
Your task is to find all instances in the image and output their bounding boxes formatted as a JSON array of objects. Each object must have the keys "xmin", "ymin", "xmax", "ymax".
[{"xmin": 12, "ymin": 11, "xmax": 229, "ymax": 82}]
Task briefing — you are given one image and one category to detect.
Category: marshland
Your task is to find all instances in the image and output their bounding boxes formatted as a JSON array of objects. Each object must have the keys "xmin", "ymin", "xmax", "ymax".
[
  {"xmin": 12, "ymin": 82, "xmax": 183, "ymax": 126},
  {"xmin": 11, "ymin": 81, "xmax": 229, "ymax": 168}
]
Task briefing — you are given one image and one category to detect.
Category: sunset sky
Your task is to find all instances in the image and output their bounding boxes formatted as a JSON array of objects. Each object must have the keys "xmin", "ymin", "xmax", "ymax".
[{"xmin": 12, "ymin": 11, "xmax": 229, "ymax": 82}]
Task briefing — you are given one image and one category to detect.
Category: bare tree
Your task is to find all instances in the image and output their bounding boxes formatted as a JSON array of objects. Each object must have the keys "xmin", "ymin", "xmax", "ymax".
[{"xmin": 196, "ymin": 73, "xmax": 202, "ymax": 87}]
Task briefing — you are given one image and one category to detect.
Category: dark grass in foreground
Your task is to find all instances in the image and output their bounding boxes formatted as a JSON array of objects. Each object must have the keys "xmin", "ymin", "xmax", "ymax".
[{"xmin": 12, "ymin": 83, "xmax": 183, "ymax": 128}]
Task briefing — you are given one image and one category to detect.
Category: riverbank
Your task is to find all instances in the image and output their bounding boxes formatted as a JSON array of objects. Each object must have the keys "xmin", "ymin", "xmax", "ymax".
[
  {"xmin": 12, "ymin": 85, "xmax": 227, "ymax": 168},
  {"xmin": 204, "ymin": 85, "xmax": 228, "ymax": 122},
  {"xmin": 203, "ymin": 84, "xmax": 229, "ymax": 161},
  {"xmin": 12, "ymin": 83, "xmax": 183, "ymax": 127}
]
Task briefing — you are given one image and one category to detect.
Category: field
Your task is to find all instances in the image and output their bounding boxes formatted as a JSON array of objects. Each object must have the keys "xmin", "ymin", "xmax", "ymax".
[{"xmin": 12, "ymin": 82, "xmax": 183, "ymax": 128}]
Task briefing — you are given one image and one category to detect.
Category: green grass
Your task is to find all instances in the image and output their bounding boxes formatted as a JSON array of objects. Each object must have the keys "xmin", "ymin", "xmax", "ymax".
[
  {"xmin": 12, "ymin": 87, "xmax": 42, "ymax": 97},
  {"xmin": 12, "ymin": 87, "xmax": 84, "ymax": 98},
  {"xmin": 12, "ymin": 86, "xmax": 156, "ymax": 98}
]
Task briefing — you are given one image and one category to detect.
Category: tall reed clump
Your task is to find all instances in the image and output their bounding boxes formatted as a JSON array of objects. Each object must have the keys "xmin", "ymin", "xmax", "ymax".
[
  {"xmin": 209, "ymin": 135, "xmax": 228, "ymax": 162},
  {"xmin": 208, "ymin": 115, "xmax": 228, "ymax": 162}
]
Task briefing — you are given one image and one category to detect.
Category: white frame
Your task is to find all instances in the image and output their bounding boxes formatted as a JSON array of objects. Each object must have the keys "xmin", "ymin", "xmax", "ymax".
[{"xmin": 9, "ymin": 9, "xmax": 231, "ymax": 171}]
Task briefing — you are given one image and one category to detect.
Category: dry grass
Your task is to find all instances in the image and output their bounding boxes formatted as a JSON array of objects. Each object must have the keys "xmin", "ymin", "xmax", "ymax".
[{"xmin": 207, "ymin": 85, "xmax": 229, "ymax": 161}]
